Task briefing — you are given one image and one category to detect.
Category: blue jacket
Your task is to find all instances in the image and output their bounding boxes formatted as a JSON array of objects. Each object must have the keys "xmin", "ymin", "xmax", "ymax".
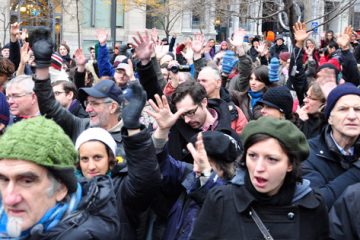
[
  {"xmin": 302, "ymin": 125, "xmax": 360, "ymax": 209},
  {"xmin": 97, "ymin": 43, "xmax": 115, "ymax": 77},
  {"xmin": 157, "ymin": 147, "xmax": 227, "ymax": 240}
]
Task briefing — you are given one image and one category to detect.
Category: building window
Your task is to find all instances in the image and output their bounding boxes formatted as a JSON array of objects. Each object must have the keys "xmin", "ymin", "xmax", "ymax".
[
  {"xmin": 84, "ymin": 0, "xmax": 124, "ymax": 28},
  {"xmin": 192, "ymin": 0, "xmax": 205, "ymax": 29}
]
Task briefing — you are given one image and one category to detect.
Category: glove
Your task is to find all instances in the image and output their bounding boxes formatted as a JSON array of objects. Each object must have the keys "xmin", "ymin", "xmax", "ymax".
[
  {"xmin": 122, "ymin": 82, "xmax": 147, "ymax": 129},
  {"xmin": 29, "ymin": 27, "xmax": 53, "ymax": 68}
]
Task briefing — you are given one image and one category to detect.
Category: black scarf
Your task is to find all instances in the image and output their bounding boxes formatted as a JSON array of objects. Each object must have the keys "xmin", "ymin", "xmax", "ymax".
[{"xmin": 244, "ymin": 171, "xmax": 296, "ymax": 206}]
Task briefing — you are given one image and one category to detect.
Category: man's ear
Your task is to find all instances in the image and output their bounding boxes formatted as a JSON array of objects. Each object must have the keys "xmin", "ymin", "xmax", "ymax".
[
  {"xmin": 201, "ymin": 97, "xmax": 208, "ymax": 108},
  {"xmin": 67, "ymin": 91, "xmax": 74, "ymax": 100},
  {"xmin": 109, "ymin": 101, "xmax": 119, "ymax": 114},
  {"xmin": 55, "ymin": 183, "xmax": 68, "ymax": 202}
]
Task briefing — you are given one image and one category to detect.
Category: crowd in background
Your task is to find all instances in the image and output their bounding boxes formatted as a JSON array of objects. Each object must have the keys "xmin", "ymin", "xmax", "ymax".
[{"xmin": 0, "ymin": 20, "xmax": 359, "ymax": 239}]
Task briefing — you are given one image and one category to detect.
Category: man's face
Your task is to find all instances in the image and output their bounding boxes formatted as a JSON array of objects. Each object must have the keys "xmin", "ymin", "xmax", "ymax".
[
  {"xmin": 6, "ymin": 85, "xmax": 36, "ymax": 116},
  {"xmin": 252, "ymin": 41, "xmax": 259, "ymax": 48},
  {"xmin": 1, "ymin": 48, "xmax": 9, "ymax": 58},
  {"xmin": 0, "ymin": 159, "xmax": 67, "ymax": 234},
  {"xmin": 329, "ymin": 95, "xmax": 360, "ymax": 139},
  {"xmin": 90, "ymin": 49, "xmax": 95, "ymax": 59},
  {"xmin": 85, "ymin": 96, "xmax": 113, "ymax": 128},
  {"xmin": 175, "ymin": 94, "xmax": 207, "ymax": 129},
  {"xmin": 197, "ymin": 69, "xmax": 221, "ymax": 98},
  {"xmin": 53, "ymin": 85, "xmax": 72, "ymax": 109},
  {"xmin": 114, "ymin": 69, "xmax": 129, "ymax": 87}
]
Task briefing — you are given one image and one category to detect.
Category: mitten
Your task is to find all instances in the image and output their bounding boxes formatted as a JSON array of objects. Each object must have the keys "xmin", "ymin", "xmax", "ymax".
[
  {"xmin": 29, "ymin": 27, "xmax": 53, "ymax": 68},
  {"xmin": 122, "ymin": 82, "xmax": 147, "ymax": 129}
]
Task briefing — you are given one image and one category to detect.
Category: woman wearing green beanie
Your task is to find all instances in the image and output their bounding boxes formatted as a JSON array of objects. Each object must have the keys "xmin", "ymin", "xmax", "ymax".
[{"xmin": 191, "ymin": 117, "xmax": 329, "ymax": 239}]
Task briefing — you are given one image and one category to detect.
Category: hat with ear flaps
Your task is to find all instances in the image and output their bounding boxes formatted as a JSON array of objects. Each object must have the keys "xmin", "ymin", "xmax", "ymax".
[{"xmin": 0, "ymin": 116, "xmax": 78, "ymax": 193}]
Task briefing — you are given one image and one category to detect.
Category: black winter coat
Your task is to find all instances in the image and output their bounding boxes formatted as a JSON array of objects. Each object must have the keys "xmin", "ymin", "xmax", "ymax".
[
  {"xmin": 191, "ymin": 181, "xmax": 329, "ymax": 240},
  {"xmin": 302, "ymin": 125, "xmax": 360, "ymax": 209},
  {"xmin": 168, "ymin": 98, "xmax": 241, "ymax": 163},
  {"xmin": 329, "ymin": 182, "xmax": 360, "ymax": 239},
  {"xmin": 28, "ymin": 176, "xmax": 120, "ymax": 239}
]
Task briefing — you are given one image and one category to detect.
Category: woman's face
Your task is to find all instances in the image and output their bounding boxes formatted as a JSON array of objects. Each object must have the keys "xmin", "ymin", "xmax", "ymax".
[
  {"xmin": 79, "ymin": 141, "xmax": 110, "ymax": 179},
  {"xmin": 303, "ymin": 87, "xmax": 323, "ymax": 114},
  {"xmin": 246, "ymin": 138, "xmax": 293, "ymax": 196},
  {"xmin": 306, "ymin": 40, "xmax": 314, "ymax": 49},
  {"xmin": 249, "ymin": 73, "xmax": 265, "ymax": 92},
  {"xmin": 59, "ymin": 45, "xmax": 68, "ymax": 56}
]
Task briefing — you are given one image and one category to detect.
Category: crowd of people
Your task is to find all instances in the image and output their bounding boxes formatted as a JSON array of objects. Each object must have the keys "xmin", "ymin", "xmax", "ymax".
[{"xmin": 0, "ymin": 20, "xmax": 359, "ymax": 239}]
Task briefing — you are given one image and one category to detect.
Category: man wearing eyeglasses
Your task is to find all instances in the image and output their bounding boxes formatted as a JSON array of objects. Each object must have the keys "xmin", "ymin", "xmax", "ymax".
[
  {"xmin": 29, "ymin": 28, "xmax": 127, "ymax": 159},
  {"xmin": 5, "ymin": 75, "xmax": 39, "ymax": 124},
  {"xmin": 168, "ymin": 81, "xmax": 241, "ymax": 163},
  {"xmin": 51, "ymin": 80, "xmax": 88, "ymax": 118}
]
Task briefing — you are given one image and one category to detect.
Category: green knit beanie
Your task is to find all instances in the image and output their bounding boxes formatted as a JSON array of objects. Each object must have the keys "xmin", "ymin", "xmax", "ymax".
[
  {"xmin": 241, "ymin": 117, "xmax": 309, "ymax": 161},
  {"xmin": 0, "ymin": 116, "xmax": 78, "ymax": 193}
]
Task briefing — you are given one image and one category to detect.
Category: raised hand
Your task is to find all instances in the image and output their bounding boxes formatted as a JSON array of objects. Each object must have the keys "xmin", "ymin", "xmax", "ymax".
[
  {"xmin": 20, "ymin": 42, "xmax": 30, "ymax": 64},
  {"xmin": 20, "ymin": 28, "xmax": 28, "ymax": 43},
  {"xmin": 256, "ymin": 42, "xmax": 269, "ymax": 56},
  {"xmin": 96, "ymin": 29, "xmax": 108, "ymax": 46},
  {"xmin": 316, "ymin": 68, "xmax": 337, "ymax": 98},
  {"xmin": 150, "ymin": 28, "xmax": 159, "ymax": 43},
  {"xmin": 122, "ymin": 82, "xmax": 147, "ymax": 129},
  {"xmin": 229, "ymin": 28, "xmax": 246, "ymax": 47},
  {"xmin": 293, "ymin": 22, "xmax": 312, "ymax": 45},
  {"xmin": 29, "ymin": 27, "xmax": 53, "ymax": 69},
  {"xmin": 191, "ymin": 33, "xmax": 205, "ymax": 54},
  {"xmin": 187, "ymin": 132, "xmax": 212, "ymax": 176},
  {"xmin": 132, "ymin": 30, "xmax": 154, "ymax": 64},
  {"xmin": 146, "ymin": 94, "xmax": 183, "ymax": 130},
  {"xmin": 181, "ymin": 48, "xmax": 194, "ymax": 64},
  {"xmin": 337, "ymin": 25, "xmax": 352, "ymax": 49},
  {"xmin": 74, "ymin": 48, "xmax": 86, "ymax": 66}
]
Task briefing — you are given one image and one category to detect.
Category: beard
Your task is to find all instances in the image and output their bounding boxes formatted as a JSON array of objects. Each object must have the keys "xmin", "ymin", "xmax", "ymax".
[{"xmin": 7, "ymin": 216, "xmax": 23, "ymax": 237}]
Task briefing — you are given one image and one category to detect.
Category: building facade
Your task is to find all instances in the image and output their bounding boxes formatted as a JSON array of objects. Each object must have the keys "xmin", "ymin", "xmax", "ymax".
[{"xmin": 0, "ymin": 0, "xmax": 357, "ymax": 54}]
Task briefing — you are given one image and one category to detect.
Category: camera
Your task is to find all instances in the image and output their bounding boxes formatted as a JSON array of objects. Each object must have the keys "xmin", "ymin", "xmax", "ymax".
[{"xmin": 169, "ymin": 65, "xmax": 191, "ymax": 73}]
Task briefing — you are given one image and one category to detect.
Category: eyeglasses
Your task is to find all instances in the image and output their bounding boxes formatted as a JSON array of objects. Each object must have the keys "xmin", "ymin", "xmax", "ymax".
[
  {"xmin": 180, "ymin": 105, "xmax": 199, "ymax": 119},
  {"xmin": 84, "ymin": 100, "xmax": 113, "ymax": 107},
  {"xmin": 6, "ymin": 93, "xmax": 32, "ymax": 101},
  {"xmin": 54, "ymin": 91, "xmax": 66, "ymax": 96}
]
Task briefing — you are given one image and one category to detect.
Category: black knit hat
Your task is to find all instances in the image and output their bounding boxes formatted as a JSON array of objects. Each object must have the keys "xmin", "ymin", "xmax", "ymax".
[
  {"xmin": 325, "ymin": 83, "xmax": 360, "ymax": 119},
  {"xmin": 256, "ymin": 86, "xmax": 293, "ymax": 119},
  {"xmin": 191, "ymin": 131, "xmax": 242, "ymax": 163}
]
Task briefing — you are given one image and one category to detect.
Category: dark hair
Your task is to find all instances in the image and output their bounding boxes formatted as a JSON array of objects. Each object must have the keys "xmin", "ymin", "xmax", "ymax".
[
  {"xmin": 171, "ymin": 81, "xmax": 207, "ymax": 107},
  {"xmin": 328, "ymin": 41, "xmax": 339, "ymax": 50},
  {"xmin": 252, "ymin": 65, "xmax": 270, "ymax": 86},
  {"xmin": 210, "ymin": 159, "xmax": 236, "ymax": 180},
  {"xmin": 240, "ymin": 134, "xmax": 302, "ymax": 183},
  {"xmin": 0, "ymin": 57, "xmax": 15, "ymax": 77},
  {"xmin": 59, "ymin": 43, "xmax": 70, "ymax": 54},
  {"xmin": 76, "ymin": 140, "xmax": 117, "ymax": 172},
  {"xmin": 52, "ymin": 80, "xmax": 78, "ymax": 99}
]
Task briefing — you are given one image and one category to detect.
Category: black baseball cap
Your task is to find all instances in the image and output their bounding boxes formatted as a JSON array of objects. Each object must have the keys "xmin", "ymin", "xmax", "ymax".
[{"xmin": 79, "ymin": 80, "xmax": 123, "ymax": 104}]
